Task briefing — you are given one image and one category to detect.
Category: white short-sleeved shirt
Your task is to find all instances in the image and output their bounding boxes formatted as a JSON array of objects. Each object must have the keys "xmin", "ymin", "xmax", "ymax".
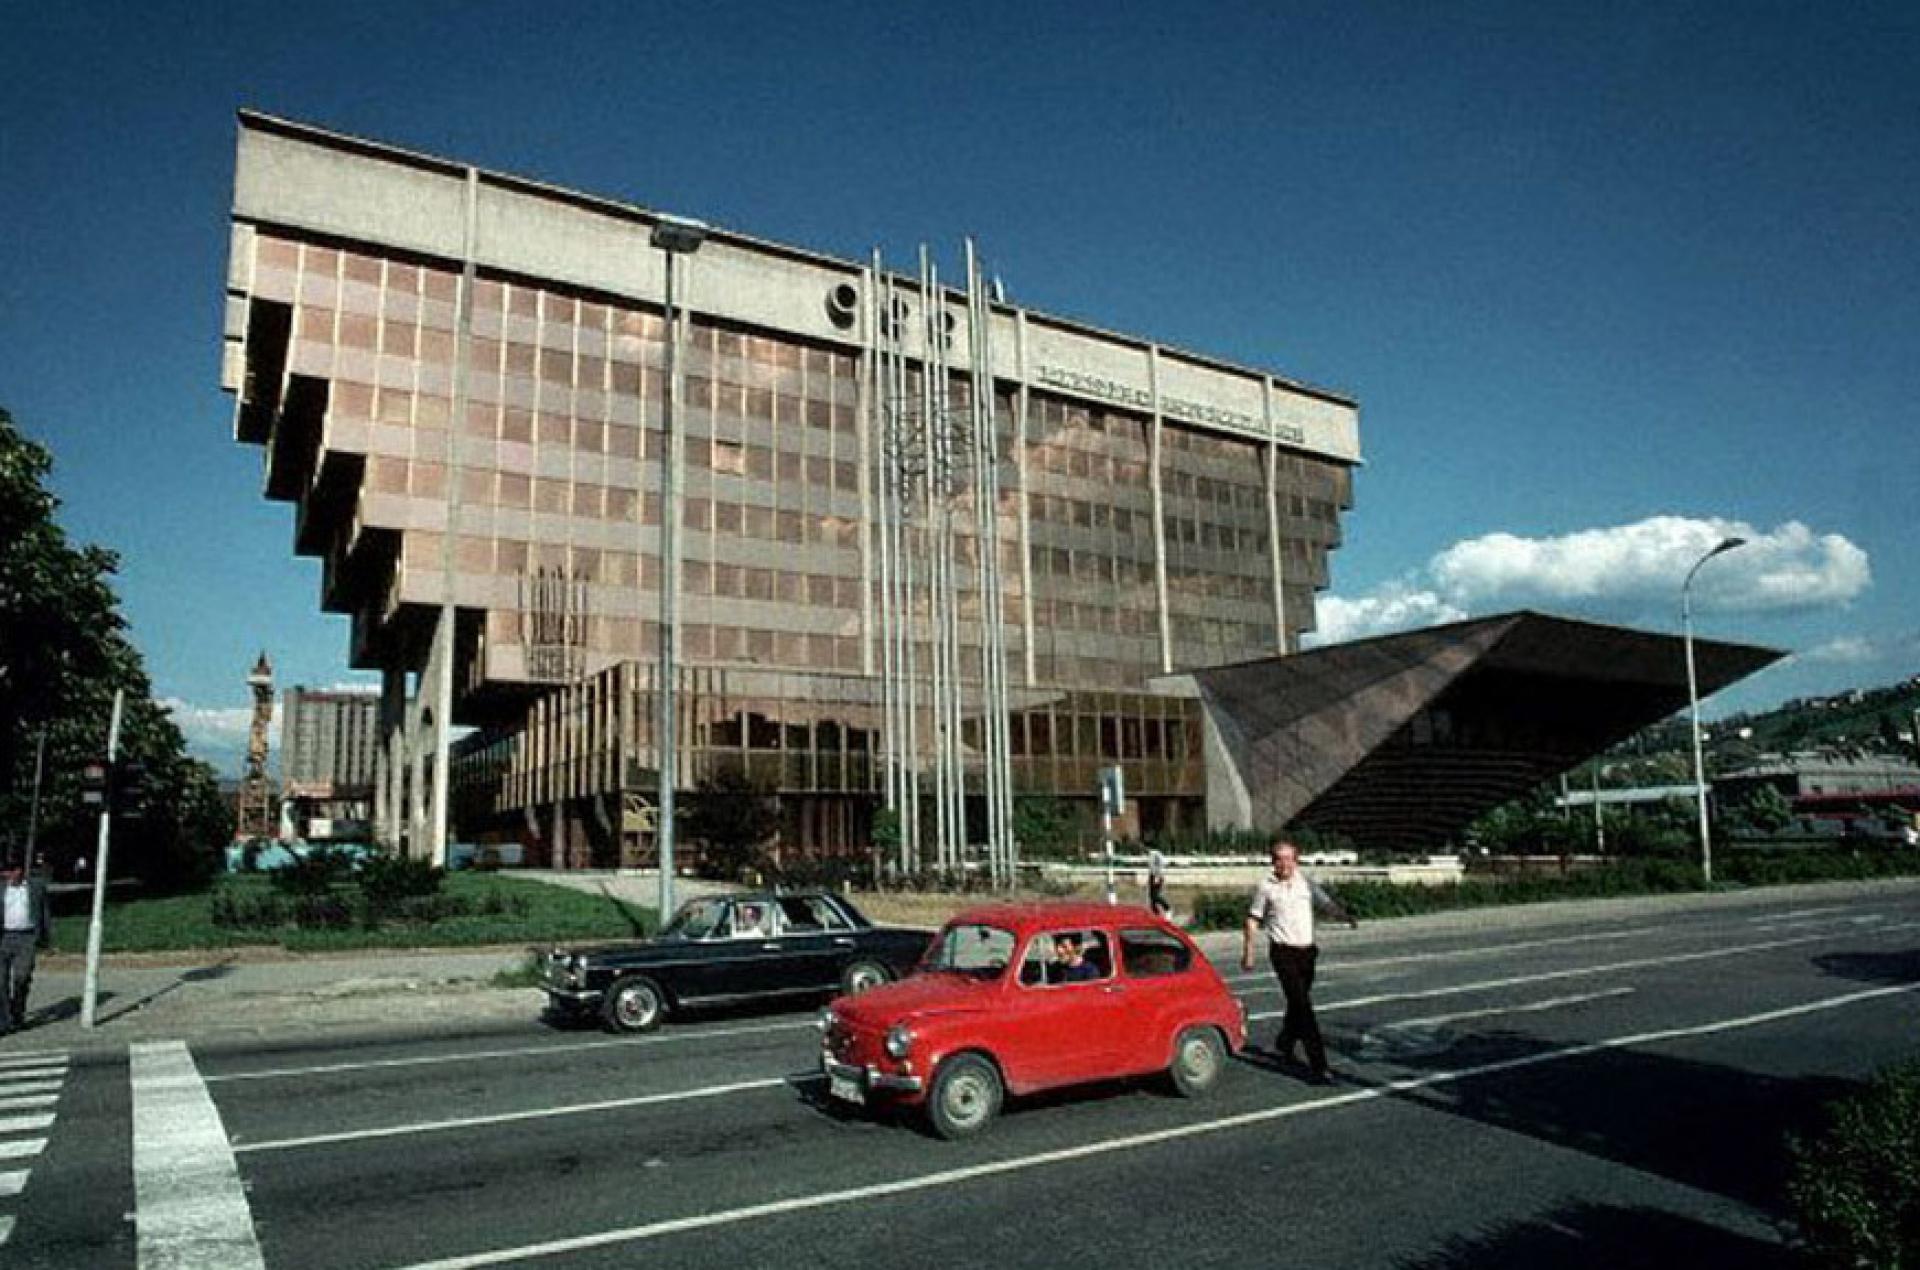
[
  {"xmin": 2, "ymin": 884, "xmax": 31, "ymax": 934},
  {"xmin": 1248, "ymin": 872, "xmax": 1317, "ymax": 948}
]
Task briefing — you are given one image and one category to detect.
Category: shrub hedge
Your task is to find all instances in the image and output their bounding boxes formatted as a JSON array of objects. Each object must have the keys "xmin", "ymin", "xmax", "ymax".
[{"xmin": 1788, "ymin": 1059, "xmax": 1920, "ymax": 1269}]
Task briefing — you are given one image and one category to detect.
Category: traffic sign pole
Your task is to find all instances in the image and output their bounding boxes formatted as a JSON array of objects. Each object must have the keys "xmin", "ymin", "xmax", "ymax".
[{"xmin": 80, "ymin": 688, "xmax": 123, "ymax": 1029}]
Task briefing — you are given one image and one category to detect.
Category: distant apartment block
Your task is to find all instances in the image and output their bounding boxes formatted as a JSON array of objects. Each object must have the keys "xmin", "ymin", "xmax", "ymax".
[{"xmin": 281, "ymin": 686, "xmax": 379, "ymax": 841}]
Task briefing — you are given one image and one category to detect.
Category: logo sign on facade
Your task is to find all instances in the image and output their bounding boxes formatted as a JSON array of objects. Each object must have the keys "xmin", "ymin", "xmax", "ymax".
[{"xmin": 1034, "ymin": 364, "xmax": 1306, "ymax": 446}]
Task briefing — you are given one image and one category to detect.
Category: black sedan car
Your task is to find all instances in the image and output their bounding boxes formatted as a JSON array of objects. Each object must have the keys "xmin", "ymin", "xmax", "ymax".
[{"xmin": 542, "ymin": 891, "xmax": 931, "ymax": 1033}]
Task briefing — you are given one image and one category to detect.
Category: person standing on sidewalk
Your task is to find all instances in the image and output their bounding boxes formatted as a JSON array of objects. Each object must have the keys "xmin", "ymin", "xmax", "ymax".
[
  {"xmin": 1240, "ymin": 838, "xmax": 1356, "ymax": 1084},
  {"xmin": 0, "ymin": 854, "xmax": 53, "ymax": 1035},
  {"xmin": 1147, "ymin": 845, "xmax": 1170, "ymax": 918}
]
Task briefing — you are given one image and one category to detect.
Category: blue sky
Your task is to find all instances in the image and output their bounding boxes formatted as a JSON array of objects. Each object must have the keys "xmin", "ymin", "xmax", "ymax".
[{"xmin": 3, "ymin": 1, "xmax": 1916, "ymax": 772}]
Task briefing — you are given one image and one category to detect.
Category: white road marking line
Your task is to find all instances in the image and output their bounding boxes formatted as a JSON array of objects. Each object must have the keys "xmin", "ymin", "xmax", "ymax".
[
  {"xmin": 0, "ymin": 1169, "xmax": 25, "ymax": 1198},
  {"xmin": 1368, "ymin": 987, "xmax": 1636, "ymax": 1034},
  {"xmin": 0, "ymin": 1114, "xmax": 53, "ymax": 1135},
  {"xmin": 0, "ymin": 1214, "xmax": 12, "ymax": 1245},
  {"xmin": 1748, "ymin": 905, "xmax": 1852, "ymax": 921},
  {"xmin": 0, "ymin": 1065, "xmax": 67, "ymax": 1086},
  {"xmin": 0, "ymin": 1138, "xmax": 47, "ymax": 1160},
  {"xmin": 0, "ymin": 1080, "xmax": 61, "ymax": 1096},
  {"xmin": 1748, "ymin": 913, "xmax": 1881, "ymax": 933},
  {"xmin": 0, "ymin": 1093, "xmax": 58, "ymax": 1113},
  {"xmin": 384, "ymin": 980, "xmax": 1920, "ymax": 1270},
  {"xmin": 1242, "ymin": 922, "xmax": 1919, "ymax": 1019},
  {"xmin": 1220, "ymin": 926, "xmax": 1641, "ymax": 984},
  {"xmin": 205, "ymin": 1018, "xmax": 816, "ymax": 1084},
  {"xmin": 234, "ymin": 1075, "xmax": 801, "ymax": 1154},
  {"xmin": 130, "ymin": 1040, "xmax": 265, "ymax": 1270},
  {"xmin": 0, "ymin": 1051, "xmax": 67, "ymax": 1070}
]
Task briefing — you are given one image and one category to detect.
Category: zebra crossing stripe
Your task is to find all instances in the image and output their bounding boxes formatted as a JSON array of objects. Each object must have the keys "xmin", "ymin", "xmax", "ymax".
[
  {"xmin": 0, "ymin": 1139, "xmax": 46, "ymax": 1161},
  {"xmin": 0, "ymin": 1094, "xmax": 57, "ymax": 1113},
  {"xmin": 0, "ymin": 1080, "xmax": 60, "ymax": 1096},
  {"xmin": 0, "ymin": 1170, "xmax": 26, "ymax": 1198},
  {"xmin": 0, "ymin": 1065, "xmax": 65, "ymax": 1083},
  {"xmin": 131, "ymin": 1041, "xmax": 266, "ymax": 1270},
  {"xmin": 0, "ymin": 1053, "xmax": 66, "ymax": 1071},
  {"xmin": 0, "ymin": 1115, "xmax": 52, "ymax": 1135}
]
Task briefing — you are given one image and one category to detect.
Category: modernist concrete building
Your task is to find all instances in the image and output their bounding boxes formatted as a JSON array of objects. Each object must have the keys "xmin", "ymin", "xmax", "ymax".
[
  {"xmin": 220, "ymin": 111, "xmax": 1360, "ymax": 866},
  {"xmin": 1159, "ymin": 612, "xmax": 1780, "ymax": 850},
  {"xmin": 221, "ymin": 113, "xmax": 1778, "ymax": 868}
]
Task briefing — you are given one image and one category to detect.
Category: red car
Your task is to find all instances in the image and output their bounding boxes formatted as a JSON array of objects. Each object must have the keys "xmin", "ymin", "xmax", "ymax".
[{"xmin": 818, "ymin": 901, "xmax": 1246, "ymax": 1139}]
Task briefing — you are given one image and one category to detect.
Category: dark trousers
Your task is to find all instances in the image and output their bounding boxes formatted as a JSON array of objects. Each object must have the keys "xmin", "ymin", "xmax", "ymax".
[
  {"xmin": 1148, "ymin": 880, "xmax": 1169, "ymax": 916},
  {"xmin": 0, "ymin": 932, "xmax": 37, "ymax": 1032},
  {"xmin": 1268, "ymin": 942, "xmax": 1326, "ymax": 1074}
]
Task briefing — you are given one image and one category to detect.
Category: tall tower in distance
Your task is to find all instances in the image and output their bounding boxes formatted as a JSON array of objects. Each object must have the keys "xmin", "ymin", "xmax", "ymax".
[{"xmin": 236, "ymin": 651, "xmax": 275, "ymax": 841}]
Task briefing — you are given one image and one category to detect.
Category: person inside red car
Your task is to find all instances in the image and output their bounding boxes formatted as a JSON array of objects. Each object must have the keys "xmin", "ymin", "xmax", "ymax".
[{"xmin": 1050, "ymin": 932, "xmax": 1103, "ymax": 984}]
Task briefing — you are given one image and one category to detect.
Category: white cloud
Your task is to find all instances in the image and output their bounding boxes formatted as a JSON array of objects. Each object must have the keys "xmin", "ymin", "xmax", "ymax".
[
  {"xmin": 1799, "ymin": 636, "xmax": 1878, "ymax": 665},
  {"xmin": 1307, "ymin": 581, "xmax": 1466, "ymax": 647},
  {"xmin": 159, "ymin": 697, "xmax": 282, "ymax": 752},
  {"xmin": 1313, "ymin": 515, "xmax": 1871, "ymax": 645},
  {"xmin": 1796, "ymin": 631, "xmax": 1920, "ymax": 666}
]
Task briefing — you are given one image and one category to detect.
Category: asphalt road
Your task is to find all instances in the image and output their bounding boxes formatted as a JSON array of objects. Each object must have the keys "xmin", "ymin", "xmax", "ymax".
[{"xmin": 8, "ymin": 882, "xmax": 1919, "ymax": 1270}]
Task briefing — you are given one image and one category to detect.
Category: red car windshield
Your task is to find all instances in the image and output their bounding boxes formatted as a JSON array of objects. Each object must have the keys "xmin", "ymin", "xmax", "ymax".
[{"xmin": 922, "ymin": 922, "xmax": 1016, "ymax": 980}]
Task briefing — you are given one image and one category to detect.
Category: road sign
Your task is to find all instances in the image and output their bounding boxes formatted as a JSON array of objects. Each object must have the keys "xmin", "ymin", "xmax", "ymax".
[
  {"xmin": 80, "ymin": 758, "xmax": 111, "ymax": 810},
  {"xmin": 1099, "ymin": 765, "xmax": 1126, "ymax": 817}
]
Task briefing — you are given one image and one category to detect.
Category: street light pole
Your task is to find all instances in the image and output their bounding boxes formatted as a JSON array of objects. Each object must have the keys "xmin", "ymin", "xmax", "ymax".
[
  {"xmin": 1683, "ymin": 535, "xmax": 1747, "ymax": 885},
  {"xmin": 650, "ymin": 214, "xmax": 708, "ymax": 929}
]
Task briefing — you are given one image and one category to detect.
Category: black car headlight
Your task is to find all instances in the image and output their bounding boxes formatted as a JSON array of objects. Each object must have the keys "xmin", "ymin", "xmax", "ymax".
[{"xmin": 817, "ymin": 1007, "xmax": 837, "ymax": 1034}]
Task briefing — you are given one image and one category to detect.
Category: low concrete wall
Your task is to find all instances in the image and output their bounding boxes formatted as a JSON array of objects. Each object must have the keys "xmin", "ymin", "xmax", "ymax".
[{"xmin": 1031, "ymin": 857, "xmax": 1467, "ymax": 889}]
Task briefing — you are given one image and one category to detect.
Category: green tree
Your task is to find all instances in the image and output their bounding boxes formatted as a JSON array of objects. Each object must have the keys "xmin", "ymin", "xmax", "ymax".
[
  {"xmin": 0, "ymin": 407, "xmax": 230, "ymax": 890},
  {"xmin": 1013, "ymin": 795, "xmax": 1082, "ymax": 860},
  {"xmin": 681, "ymin": 768, "xmax": 779, "ymax": 880}
]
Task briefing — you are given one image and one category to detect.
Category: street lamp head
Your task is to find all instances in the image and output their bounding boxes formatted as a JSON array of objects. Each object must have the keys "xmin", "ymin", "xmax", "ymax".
[
  {"xmin": 1685, "ymin": 534, "xmax": 1749, "ymax": 593},
  {"xmin": 650, "ymin": 214, "xmax": 710, "ymax": 254}
]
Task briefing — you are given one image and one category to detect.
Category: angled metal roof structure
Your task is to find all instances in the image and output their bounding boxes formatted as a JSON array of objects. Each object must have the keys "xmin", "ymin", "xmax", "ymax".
[{"xmin": 1164, "ymin": 611, "xmax": 1783, "ymax": 850}]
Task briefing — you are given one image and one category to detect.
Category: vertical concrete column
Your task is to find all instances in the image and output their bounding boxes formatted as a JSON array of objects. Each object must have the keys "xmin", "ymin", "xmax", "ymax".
[
  {"xmin": 428, "ymin": 166, "xmax": 480, "ymax": 869},
  {"xmin": 855, "ymin": 266, "xmax": 877, "ymax": 677},
  {"xmin": 1263, "ymin": 378, "xmax": 1290, "ymax": 655},
  {"xmin": 374, "ymin": 665, "xmax": 406, "ymax": 848},
  {"xmin": 408, "ymin": 692, "xmax": 431, "ymax": 861},
  {"xmin": 1013, "ymin": 310, "xmax": 1036, "ymax": 687},
  {"xmin": 1147, "ymin": 346, "xmax": 1173, "ymax": 675}
]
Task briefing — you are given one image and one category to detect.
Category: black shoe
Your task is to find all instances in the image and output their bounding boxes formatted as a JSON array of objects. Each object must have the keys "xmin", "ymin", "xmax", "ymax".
[{"xmin": 1306, "ymin": 1068, "xmax": 1336, "ymax": 1087}]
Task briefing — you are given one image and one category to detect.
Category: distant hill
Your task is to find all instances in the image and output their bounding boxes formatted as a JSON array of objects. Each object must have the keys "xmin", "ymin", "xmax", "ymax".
[
  {"xmin": 1719, "ymin": 677, "xmax": 1920, "ymax": 759},
  {"xmin": 1590, "ymin": 674, "xmax": 1920, "ymax": 784}
]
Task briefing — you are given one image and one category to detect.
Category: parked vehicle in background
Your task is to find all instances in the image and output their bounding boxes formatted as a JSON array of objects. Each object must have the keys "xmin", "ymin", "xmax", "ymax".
[
  {"xmin": 543, "ymin": 892, "xmax": 930, "ymax": 1033},
  {"xmin": 820, "ymin": 902, "xmax": 1246, "ymax": 1139}
]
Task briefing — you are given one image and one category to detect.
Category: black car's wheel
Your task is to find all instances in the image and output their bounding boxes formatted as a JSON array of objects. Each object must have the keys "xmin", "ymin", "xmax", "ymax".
[
  {"xmin": 927, "ymin": 1052, "xmax": 1003, "ymax": 1140},
  {"xmin": 841, "ymin": 960, "xmax": 891, "ymax": 995},
  {"xmin": 602, "ymin": 975, "xmax": 668, "ymax": 1034},
  {"xmin": 1169, "ymin": 1026, "xmax": 1226, "ymax": 1097}
]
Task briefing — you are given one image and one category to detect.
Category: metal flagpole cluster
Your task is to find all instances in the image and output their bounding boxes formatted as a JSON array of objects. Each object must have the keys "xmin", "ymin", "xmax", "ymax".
[{"xmin": 869, "ymin": 241, "xmax": 1017, "ymax": 883}]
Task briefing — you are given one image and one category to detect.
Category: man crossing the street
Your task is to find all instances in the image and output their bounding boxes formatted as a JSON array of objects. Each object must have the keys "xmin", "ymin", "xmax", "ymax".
[{"xmin": 1241, "ymin": 838, "xmax": 1355, "ymax": 1084}]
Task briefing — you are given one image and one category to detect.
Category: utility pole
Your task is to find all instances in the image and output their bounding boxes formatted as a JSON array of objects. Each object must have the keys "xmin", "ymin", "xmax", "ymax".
[
  {"xmin": 80, "ymin": 689, "xmax": 124, "ymax": 1029},
  {"xmin": 24, "ymin": 727, "xmax": 47, "ymax": 862}
]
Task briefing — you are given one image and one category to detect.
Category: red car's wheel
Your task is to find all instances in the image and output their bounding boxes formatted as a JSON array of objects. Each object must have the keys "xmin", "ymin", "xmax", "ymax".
[
  {"xmin": 1169, "ymin": 1026, "xmax": 1226, "ymax": 1097},
  {"xmin": 928, "ymin": 1053, "xmax": 1003, "ymax": 1140}
]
